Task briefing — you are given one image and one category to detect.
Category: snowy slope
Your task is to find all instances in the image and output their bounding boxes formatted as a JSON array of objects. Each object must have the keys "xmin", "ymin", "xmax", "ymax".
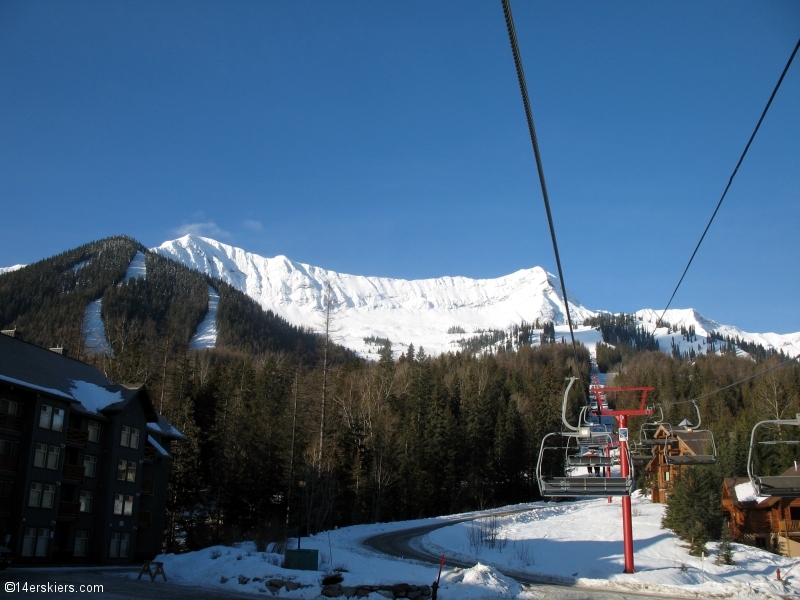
[
  {"xmin": 635, "ymin": 308, "xmax": 800, "ymax": 359},
  {"xmin": 0, "ymin": 264, "xmax": 25, "ymax": 275},
  {"xmin": 154, "ymin": 235, "xmax": 800, "ymax": 359},
  {"xmin": 155, "ymin": 235, "xmax": 595, "ymax": 356}
]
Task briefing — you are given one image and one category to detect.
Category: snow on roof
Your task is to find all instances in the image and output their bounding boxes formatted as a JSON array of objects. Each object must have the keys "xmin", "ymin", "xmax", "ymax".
[
  {"xmin": 147, "ymin": 434, "xmax": 171, "ymax": 458},
  {"xmin": 68, "ymin": 379, "xmax": 125, "ymax": 413},
  {"xmin": 734, "ymin": 480, "xmax": 770, "ymax": 504},
  {"xmin": 147, "ymin": 416, "xmax": 185, "ymax": 440},
  {"xmin": 0, "ymin": 374, "xmax": 75, "ymax": 402}
]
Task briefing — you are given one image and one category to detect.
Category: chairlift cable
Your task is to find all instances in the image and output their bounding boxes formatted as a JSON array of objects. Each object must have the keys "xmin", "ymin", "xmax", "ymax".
[
  {"xmin": 501, "ymin": 0, "xmax": 587, "ymax": 403},
  {"xmin": 658, "ymin": 37, "xmax": 800, "ymax": 325}
]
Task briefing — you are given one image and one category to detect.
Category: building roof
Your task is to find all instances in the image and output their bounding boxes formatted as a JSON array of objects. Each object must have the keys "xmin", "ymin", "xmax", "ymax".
[{"xmin": 0, "ymin": 333, "xmax": 181, "ymax": 435}]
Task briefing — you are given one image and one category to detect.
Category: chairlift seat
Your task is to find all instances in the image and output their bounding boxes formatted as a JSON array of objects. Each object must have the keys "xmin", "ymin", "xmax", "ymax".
[
  {"xmin": 567, "ymin": 455, "xmax": 615, "ymax": 467},
  {"xmin": 754, "ymin": 476, "xmax": 800, "ymax": 498},
  {"xmin": 539, "ymin": 476, "xmax": 633, "ymax": 497},
  {"xmin": 666, "ymin": 454, "xmax": 716, "ymax": 465}
]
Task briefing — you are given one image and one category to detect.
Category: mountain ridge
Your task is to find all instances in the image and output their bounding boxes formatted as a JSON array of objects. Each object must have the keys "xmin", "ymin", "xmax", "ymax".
[{"xmin": 153, "ymin": 234, "xmax": 800, "ymax": 359}]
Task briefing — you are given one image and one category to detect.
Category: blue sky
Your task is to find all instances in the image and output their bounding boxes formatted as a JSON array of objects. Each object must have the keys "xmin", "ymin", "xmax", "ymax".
[{"xmin": 1, "ymin": 1, "xmax": 798, "ymax": 334}]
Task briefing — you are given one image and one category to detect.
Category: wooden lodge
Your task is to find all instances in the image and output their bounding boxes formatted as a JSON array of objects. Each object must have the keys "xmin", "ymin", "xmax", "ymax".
[
  {"xmin": 645, "ymin": 424, "xmax": 715, "ymax": 503},
  {"xmin": 722, "ymin": 470, "xmax": 800, "ymax": 556}
]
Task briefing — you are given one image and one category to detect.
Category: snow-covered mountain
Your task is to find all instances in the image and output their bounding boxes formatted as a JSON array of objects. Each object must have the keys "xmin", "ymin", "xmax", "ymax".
[
  {"xmin": 154, "ymin": 235, "xmax": 598, "ymax": 357},
  {"xmin": 153, "ymin": 235, "xmax": 800, "ymax": 359}
]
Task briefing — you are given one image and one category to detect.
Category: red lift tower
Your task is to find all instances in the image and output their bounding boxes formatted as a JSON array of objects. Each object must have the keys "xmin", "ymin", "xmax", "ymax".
[{"xmin": 592, "ymin": 384, "xmax": 654, "ymax": 574}]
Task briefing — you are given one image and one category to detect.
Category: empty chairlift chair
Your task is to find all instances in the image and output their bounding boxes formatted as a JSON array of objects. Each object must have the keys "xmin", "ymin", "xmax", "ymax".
[
  {"xmin": 662, "ymin": 402, "xmax": 717, "ymax": 466},
  {"xmin": 747, "ymin": 414, "xmax": 800, "ymax": 497},
  {"xmin": 536, "ymin": 377, "xmax": 635, "ymax": 498}
]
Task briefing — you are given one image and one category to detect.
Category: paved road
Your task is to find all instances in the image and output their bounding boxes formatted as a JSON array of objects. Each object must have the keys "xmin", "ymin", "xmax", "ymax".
[
  {"xmin": 2, "ymin": 566, "xmax": 256, "ymax": 600},
  {"xmin": 363, "ymin": 507, "xmax": 689, "ymax": 600}
]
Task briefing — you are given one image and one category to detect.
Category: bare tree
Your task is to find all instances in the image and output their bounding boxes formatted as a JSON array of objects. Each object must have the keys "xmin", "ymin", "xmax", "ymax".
[{"xmin": 317, "ymin": 280, "xmax": 341, "ymax": 470}]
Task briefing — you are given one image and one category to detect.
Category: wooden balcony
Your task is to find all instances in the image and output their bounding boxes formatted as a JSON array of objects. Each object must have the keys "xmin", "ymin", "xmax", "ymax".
[
  {"xmin": 0, "ymin": 413, "xmax": 22, "ymax": 431},
  {"xmin": 66, "ymin": 427, "xmax": 89, "ymax": 446},
  {"xmin": 0, "ymin": 453, "xmax": 18, "ymax": 471},
  {"xmin": 141, "ymin": 478, "xmax": 155, "ymax": 495},
  {"xmin": 62, "ymin": 463, "xmax": 85, "ymax": 482},
  {"xmin": 58, "ymin": 501, "xmax": 80, "ymax": 518},
  {"xmin": 143, "ymin": 445, "xmax": 157, "ymax": 462},
  {"xmin": 138, "ymin": 509, "xmax": 152, "ymax": 524},
  {"xmin": 780, "ymin": 520, "xmax": 800, "ymax": 533}
]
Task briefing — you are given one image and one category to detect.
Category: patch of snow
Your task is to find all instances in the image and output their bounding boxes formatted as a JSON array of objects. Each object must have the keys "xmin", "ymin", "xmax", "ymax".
[
  {"xmin": 124, "ymin": 251, "xmax": 147, "ymax": 280},
  {"xmin": 734, "ymin": 480, "xmax": 770, "ymax": 504},
  {"xmin": 72, "ymin": 260, "xmax": 91, "ymax": 274},
  {"xmin": 0, "ymin": 264, "xmax": 25, "ymax": 275},
  {"xmin": 82, "ymin": 299, "xmax": 113, "ymax": 356},
  {"xmin": 147, "ymin": 420, "xmax": 184, "ymax": 438},
  {"xmin": 189, "ymin": 285, "xmax": 219, "ymax": 350},
  {"xmin": 0, "ymin": 374, "xmax": 74, "ymax": 401},
  {"xmin": 147, "ymin": 434, "xmax": 170, "ymax": 457},
  {"xmin": 68, "ymin": 380, "xmax": 124, "ymax": 413}
]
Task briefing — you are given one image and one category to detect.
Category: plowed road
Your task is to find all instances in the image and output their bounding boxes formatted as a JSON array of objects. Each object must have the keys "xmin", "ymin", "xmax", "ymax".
[{"xmin": 363, "ymin": 507, "xmax": 687, "ymax": 599}]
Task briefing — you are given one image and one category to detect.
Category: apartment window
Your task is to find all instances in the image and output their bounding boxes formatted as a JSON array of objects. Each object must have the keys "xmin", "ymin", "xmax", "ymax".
[
  {"xmin": 41, "ymin": 484, "xmax": 55, "ymax": 509},
  {"xmin": 46, "ymin": 445, "xmax": 60, "ymax": 469},
  {"xmin": 28, "ymin": 483, "xmax": 55, "ymax": 508},
  {"xmin": 113, "ymin": 494, "xmax": 124, "ymax": 515},
  {"xmin": 79, "ymin": 490, "xmax": 92, "ymax": 513},
  {"xmin": 39, "ymin": 405, "xmax": 64, "ymax": 431},
  {"xmin": 74, "ymin": 531, "xmax": 88, "ymax": 557},
  {"xmin": 117, "ymin": 459, "xmax": 136, "ymax": 483},
  {"xmin": 84, "ymin": 455, "xmax": 97, "ymax": 478},
  {"xmin": 34, "ymin": 443, "xmax": 47, "ymax": 467},
  {"xmin": 28, "ymin": 483, "xmax": 42, "ymax": 507},
  {"xmin": 22, "ymin": 527, "xmax": 50, "ymax": 557},
  {"xmin": 109, "ymin": 532, "xmax": 130, "ymax": 558},
  {"xmin": 0, "ymin": 398, "xmax": 17, "ymax": 415},
  {"xmin": 34, "ymin": 445, "xmax": 62, "ymax": 470},
  {"xmin": 87, "ymin": 420, "xmax": 100, "ymax": 443},
  {"xmin": 120, "ymin": 426, "xmax": 140, "ymax": 448},
  {"xmin": 113, "ymin": 494, "xmax": 135, "ymax": 517}
]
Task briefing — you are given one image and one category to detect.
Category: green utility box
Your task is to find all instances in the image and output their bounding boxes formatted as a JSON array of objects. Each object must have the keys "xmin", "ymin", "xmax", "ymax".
[{"xmin": 284, "ymin": 548, "xmax": 319, "ymax": 571}]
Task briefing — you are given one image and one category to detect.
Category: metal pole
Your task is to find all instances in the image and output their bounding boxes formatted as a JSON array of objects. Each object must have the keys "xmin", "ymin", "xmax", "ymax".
[{"xmin": 619, "ymin": 414, "xmax": 635, "ymax": 573}]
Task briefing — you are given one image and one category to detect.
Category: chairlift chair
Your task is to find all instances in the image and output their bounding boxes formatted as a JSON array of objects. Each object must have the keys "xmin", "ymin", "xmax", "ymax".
[
  {"xmin": 662, "ymin": 402, "xmax": 717, "ymax": 466},
  {"xmin": 747, "ymin": 414, "xmax": 800, "ymax": 497},
  {"xmin": 536, "ymin": 377, "xmax": 635, "ymax": 497}
]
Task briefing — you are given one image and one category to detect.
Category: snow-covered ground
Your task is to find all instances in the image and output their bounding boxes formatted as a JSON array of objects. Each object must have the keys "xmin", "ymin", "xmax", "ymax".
[
  {"xmin": 124, "ymin": 250, "xmax": 147, "ymax": 280},
  {"xmin": 189, "ymin": 285, "xmax": 219, "ymax": 350},
  {"xmin": 146, "ymin": 494, "xmax": 797, "ymax": 599},
  {"xmin": 82, "ymin": 299, "xmax": 113, "ymax": 356}
]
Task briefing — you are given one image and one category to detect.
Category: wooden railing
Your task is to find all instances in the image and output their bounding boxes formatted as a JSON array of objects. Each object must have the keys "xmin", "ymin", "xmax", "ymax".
[
  {"xmin": 0, "ymin": 454, "xmax": 18, "ymax": 471},
  {"xmin": 58, "ymin": 501, "xmax": 80, "ymax": 518},
  {"xmin": 141, "ymin": 478, "xmax": 155, "ymax": 495},
  {"xmin": 62, "ymin": 464, "xmax": 85, "ymax": 481},
  {"xmin": 139, "ymin": 509, "xmax": 152, "ymax": 524},
  {"xmin": 66, "ymin": 427, "xmax": 89, "ymax": 446},
  {"xmin": 143, "ymin": 445, "xmax": 157, "ymax": 461},
  {"xmin": 0, "ymin": 413, "xmax": 22, "ymax": 431},
  {"xmin": 781, "ymin": 520, "xmax": 800, "ymax": 533}
]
